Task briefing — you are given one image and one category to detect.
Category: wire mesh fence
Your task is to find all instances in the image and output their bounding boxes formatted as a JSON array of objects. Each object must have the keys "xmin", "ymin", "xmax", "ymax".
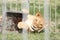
[{"xmin": 0, "ymin": 0, "xmax": 60, "ymax": 40}]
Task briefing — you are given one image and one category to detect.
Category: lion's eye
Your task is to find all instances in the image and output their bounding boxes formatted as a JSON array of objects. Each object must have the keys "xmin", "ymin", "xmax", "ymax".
[
  {"xmin": 35, "ymin": 19, "xmax": 37, "ymax": 21},
  {"xmin": 39, "ymin": 24, "xmax": 43, "ymax": 27}
]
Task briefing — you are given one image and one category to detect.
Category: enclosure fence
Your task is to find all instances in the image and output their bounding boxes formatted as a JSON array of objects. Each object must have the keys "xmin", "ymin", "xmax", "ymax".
[{"xmin": 0, "ymin": 0, "xmax": 60, "ymax": 40}]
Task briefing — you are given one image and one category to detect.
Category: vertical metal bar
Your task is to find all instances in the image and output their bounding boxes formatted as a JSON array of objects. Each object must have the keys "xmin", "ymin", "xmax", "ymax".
[
  {"xmin": 33, "ymin": 0, "xmax": 35, "ymax": 15},
  {"xmin": 44, "ymin": 0, "xmax": 50, "ymax": 40},
  {"xmin": 2, "ymin": 0, "xmax": 7, "ymax": 40},
  {"xmin": 21, "ymin": 0, "xmax": 29, "ymax": 40},
  {"xmin": 55, "ymin": 0, "xmax": 57, "ymax": 33},
  {"xmin": 10, "ymin": 0, "xmax": 12, "ymax": 10},
  {"xmin": 21, "ymin": 0, "xmax": 29, "ymax": 14},
  {"xmin": 50, "ymin": 0, "xmax": 51, "ymax": 32},
  {"xmin": 38, "ymin": 0, "xmax": 40, "ymax": 12},
  {"xmin": 16, "ymin": 0, "xmax": 18, "ymax": 10}
]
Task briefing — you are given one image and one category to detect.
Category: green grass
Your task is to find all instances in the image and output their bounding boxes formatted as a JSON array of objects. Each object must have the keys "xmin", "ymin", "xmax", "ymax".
[
  {"xmin": 50, "ymin": 33, "xmax": 60, "ymax": 40},
  {"xmin": 0, "ymin": 32, "xmax": 60, "ymax": 40},
  {"xmin": 0, "ymin": 32, "xmax": 44, "ymax": 40}
]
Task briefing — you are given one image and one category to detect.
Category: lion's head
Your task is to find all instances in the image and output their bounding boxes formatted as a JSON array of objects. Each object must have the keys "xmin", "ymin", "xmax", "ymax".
[
  {"xmin": 17, "ymin": 12, "xmax": 44, "ymax": 32},
  {"xmin": 31, "ymin": 12, "xmax": 44, "ymax": 32}
]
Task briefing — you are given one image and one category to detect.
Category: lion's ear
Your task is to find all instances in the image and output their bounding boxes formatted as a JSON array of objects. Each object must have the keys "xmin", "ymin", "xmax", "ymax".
[{"xmin": 36, "ymin": 12, "xmax": 41, "ymax": 17}]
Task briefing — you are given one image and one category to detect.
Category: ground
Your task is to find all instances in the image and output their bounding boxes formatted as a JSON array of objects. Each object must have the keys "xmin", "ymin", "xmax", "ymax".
[{"xmin": 0, "ymin": 31, "xmax": 60, "ymax": 40}]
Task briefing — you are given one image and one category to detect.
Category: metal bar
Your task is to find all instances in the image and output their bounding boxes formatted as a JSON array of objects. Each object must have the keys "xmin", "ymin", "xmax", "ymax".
[
  {"xmin": 2, "ymin": 0, "xmax": 7, "ymax": 40},
  {"xmin": 16, "ymin": 0, "xmax": 18, "ymax": 10},
  {"xmin": 10, "ymin": 0, "xmax": 12, "ymax": 10},
  {"xmin": 33, "ymin": 0, "xmax": 35, "ymax": 15},
  {"xmin": 21, "ymin": 0, "xmax": 29, "ymax": 14},
  {"xmin": 50, "ymin": 0, "xmax": 51, "ymax": 32},
  {"xmin": 21, "ymin": 0, "xmax": 29, "ymax": 40},
  {"xmin": 54, "ymin": 0, "xmax": 57, "ymax": 33},
  {"xmin": 44, "ymin": 0, "xmax": 50, "ymax": 40},
  {"xmin": 38, "ymin": 0, "xmax": 40, "ymax": 12}
]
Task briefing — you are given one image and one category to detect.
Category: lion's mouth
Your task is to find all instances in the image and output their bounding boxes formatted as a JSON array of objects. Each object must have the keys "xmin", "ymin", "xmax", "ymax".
[
  {"xmin": 31, "ymin": 25, "xmax": 44, "ymax": 32},
  {"xmin": 31, "ymin": 25, "xmax": 41, "ymax": 31},
  {"xmin": 31, "ymin": 26, "xmax": 35, "ymax": 31}
]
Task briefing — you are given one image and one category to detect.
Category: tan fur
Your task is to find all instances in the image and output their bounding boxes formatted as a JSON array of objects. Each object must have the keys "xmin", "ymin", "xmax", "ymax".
[
  {"xmin": 17, "ymin": 12, "xmax": 44, "ymax": 32},
  {"xmin": 18, "ymin": 22, "xmax": 29, "ymax": 30}
]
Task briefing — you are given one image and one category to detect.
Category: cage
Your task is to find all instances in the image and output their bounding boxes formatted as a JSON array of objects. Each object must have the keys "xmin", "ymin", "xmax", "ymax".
[{"xmin": 0, "ymin": 0, "xmax": 60, "ymax": 40}]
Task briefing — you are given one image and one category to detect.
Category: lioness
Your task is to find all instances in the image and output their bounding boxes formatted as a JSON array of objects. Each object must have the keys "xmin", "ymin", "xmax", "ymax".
[{"xmin": 17, "ymin": 12, "xmax": 44, "ymax": 32}]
